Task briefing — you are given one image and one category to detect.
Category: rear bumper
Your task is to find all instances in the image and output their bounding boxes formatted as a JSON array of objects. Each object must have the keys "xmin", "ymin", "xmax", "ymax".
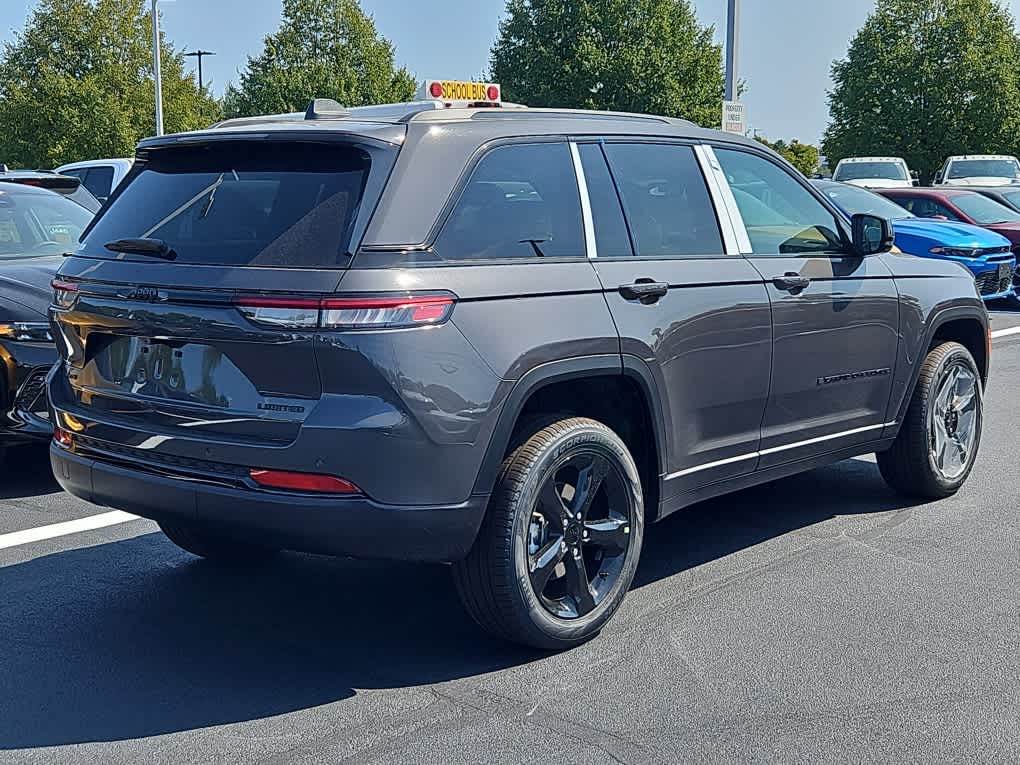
[{"xmin": 50, "ymin": 444, "xmax": 488, "ymax": 563}]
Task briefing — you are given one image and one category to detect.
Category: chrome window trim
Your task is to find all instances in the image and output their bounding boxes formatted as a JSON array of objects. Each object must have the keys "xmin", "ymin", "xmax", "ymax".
[
  {"xmin": 569, "ymin": 142, "xmax": 598, "ymax": 259},
  {"xmin": 694, "ymin": 143, "xmax": 740, "ymax": 256},
  {"xmin": 699, "ymin": 144, "xmax": 753, "ymax": 254}
]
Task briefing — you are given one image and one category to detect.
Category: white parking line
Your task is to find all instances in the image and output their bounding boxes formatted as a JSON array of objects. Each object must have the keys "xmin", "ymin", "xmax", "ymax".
[
  {"xmin": 991, "ymin": 325, "xmax": 1020, "ymax": 339},
  {"xmin": 0, "ymin": 511, "xmax": 140, "ymax": 551}
]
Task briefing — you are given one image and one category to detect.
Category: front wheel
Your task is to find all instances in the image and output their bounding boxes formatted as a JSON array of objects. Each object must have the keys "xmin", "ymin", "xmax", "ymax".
[
  {"xmin": 453, "ymin": 417, "xmax": 644, "ymax": 650},
  {"xmin": 877, "ymin": 341, "xmax": 983, "ymax": 499}
]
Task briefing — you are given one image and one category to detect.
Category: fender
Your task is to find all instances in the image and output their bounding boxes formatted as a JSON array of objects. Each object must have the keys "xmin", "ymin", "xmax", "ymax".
[
  {"xmin": 887, "ymin": 303, "xmax": 988, "ymax": 433},
  {"xmin": 471, "ymin": 354, "xmax": 669, "ymax": 498}
]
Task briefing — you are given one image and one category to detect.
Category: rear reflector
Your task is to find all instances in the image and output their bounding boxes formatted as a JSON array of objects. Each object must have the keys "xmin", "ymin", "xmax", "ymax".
[
  {"xmin": 249, "ymin": 468, "xmax": 361, "ymax": 494},
  {"xmin": 236, "ymin": 294, "xmax": 455, "ymax": 330}
]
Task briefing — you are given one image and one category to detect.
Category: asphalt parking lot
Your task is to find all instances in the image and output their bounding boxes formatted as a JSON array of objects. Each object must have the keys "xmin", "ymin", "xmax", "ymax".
[{"xmin": 2, "ymin": 311, "xmax": 1019, "ymax": 765}]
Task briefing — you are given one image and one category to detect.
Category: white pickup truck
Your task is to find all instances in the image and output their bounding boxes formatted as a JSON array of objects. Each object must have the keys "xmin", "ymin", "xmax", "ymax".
[
  {"xmin": 54, "ymin": 158, "xmax": 134, "ymax": 203},
  {"xmin": 934, "ymin": 155, "xmax": 1020, "ymax": 186},
  {"xmin": 831, "ymin": 156, "xmax": 917, "ymax": 189}
]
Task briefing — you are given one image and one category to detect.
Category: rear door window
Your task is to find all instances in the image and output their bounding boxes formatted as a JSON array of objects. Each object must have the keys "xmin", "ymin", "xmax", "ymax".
[
  {"xmin": 79, "ymin": 142, "xmax": 374, "ymax": 268},
  {"xmin": 434, "ymin": 142, "xmax": 585, "ymax": 260},
  {"xmin": 82, "ymin": 166, "xmax": 115, "ymax": 200},
  {"xmin": 601, "ymin": 143, "xmax": 723, "ymax": 258}
]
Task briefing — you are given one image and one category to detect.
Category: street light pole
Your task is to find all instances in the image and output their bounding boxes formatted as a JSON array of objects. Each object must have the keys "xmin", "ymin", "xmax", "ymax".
[
  {"xmin": 152, "ymin": 0, "xmax": 164, "ymax": 136},
  {"xmin": 185, "ymin": 50, "xmax": 216, "ymax": 91},
  {"xmin": 725, "ymin": 0, "xmax": 740, "ymax": 102}
]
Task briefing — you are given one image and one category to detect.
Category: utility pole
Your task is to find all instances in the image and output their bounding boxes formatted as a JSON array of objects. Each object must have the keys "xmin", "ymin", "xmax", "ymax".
[
  {"xmin": 185, "ymin": 50, "xmax": 216, "ymax": 92},
  {"xmin": 725, "ymin": 0, "xmax": 740, "ymax": 102},
  {"xmin": 152, "ymin": 0, "xmax": 164, "ymax": 135}
]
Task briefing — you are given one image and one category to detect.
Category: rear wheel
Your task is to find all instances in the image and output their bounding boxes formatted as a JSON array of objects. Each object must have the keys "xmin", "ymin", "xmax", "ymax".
[
  {"xmin": 453, "ymin": 417, "xmax": 644, "ymax": 650},
  {"xmin": 877, "ymin": 342, "xmax": 982, "ymax": 498},
  {"xmin": 159, "ymin": 521, "xmax": 279, "ymax": 563}
]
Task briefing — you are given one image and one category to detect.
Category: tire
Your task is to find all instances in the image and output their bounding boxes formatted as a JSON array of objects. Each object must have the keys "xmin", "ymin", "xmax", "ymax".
[
  {"xmin": 877, "ymin": 341, "xmax": 983, "ymax": 499},
  {"xmin": 453, "ymin": 417, "xmax": 645, "ymax": 650},
  {"xmin": 158, "ymin": 521, "xmax": 279, "ymax": 563}
]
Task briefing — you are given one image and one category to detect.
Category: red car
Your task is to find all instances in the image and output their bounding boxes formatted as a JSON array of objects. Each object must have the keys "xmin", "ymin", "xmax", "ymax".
[{"xmin": 877, "ymin": 187, "xmax": 1020, "ymax": 250}]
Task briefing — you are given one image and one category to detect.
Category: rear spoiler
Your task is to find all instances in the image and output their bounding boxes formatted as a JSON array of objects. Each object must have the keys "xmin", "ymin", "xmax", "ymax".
[{"xmin": 0, "ymin": 174, "xmax": 82, "ymax": 193}]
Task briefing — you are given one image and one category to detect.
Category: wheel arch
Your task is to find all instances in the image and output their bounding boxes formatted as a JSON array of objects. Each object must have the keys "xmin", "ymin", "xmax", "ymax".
[
  {"xmin": 472, "ymin": 355, "xmax": 668, "ymax": 518},
  {"xmin": 891, "ymin": 305, "xmax": 989, "ymax": 428}
]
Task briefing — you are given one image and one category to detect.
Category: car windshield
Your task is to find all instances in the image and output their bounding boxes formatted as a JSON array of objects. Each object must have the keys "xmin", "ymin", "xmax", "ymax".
[
  {"xmin": 833, "ymin": 161, "xmax": 908, "ymax": 181},
  {"xmin": 947, "ymin": 159, "xmax": 1020, "ymax": 180},
  {"xmin": 0, "ymin": 185, "xmax": 93, "ymax": 259},
  {"xmin": 952, "ymin": 193, "xmax": 1020, "ymax": 224},
  {"xmin": 820, "ymin": 183, "xmax": 914, "ymax": 220}
]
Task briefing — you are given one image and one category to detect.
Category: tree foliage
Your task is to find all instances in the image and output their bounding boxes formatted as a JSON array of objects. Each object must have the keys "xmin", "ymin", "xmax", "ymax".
[
  {"xmin": 823, "ymin": 0, "xmax": 1020, "ymax": 182},
  {"xmin": 223, "ymin": 0, "xmax": 416, "ymax": 119},
  {"xmin": 490, "ymin": 0, "xmax": 725, "ymax": 127},
  {"xmin": 0, "ymin": 0, "xmax": 219, "ymax": 169},
  {"xmin": 755, "ymin": 136, "xmax": 821, "ymax": 177}
]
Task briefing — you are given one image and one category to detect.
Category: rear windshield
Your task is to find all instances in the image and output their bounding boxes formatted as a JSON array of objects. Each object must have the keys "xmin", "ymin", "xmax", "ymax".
[
  {"xmin": 833, "ymin": 161, "xmax": 907, "ymax": 181},
  {"xmin": 79, "ymin": 142, "xmax": 371, "ymax": 267}
]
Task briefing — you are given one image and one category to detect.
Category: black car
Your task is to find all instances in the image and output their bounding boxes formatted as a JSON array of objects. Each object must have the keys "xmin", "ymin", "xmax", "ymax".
[
  {"xmin": 0, "ymin": 183, "xmax": 94, "ymax": 460},
  {"xmin": 0, "ymin": 170, "xmax": 102, "ymax": 214},
  {"xmin": 48, "ymin": 90, "xmax": 989, "ymax": 649}
]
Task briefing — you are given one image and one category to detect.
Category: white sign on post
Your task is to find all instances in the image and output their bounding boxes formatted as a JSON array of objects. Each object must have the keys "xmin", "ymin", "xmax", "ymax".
[{"xmin": 722, "ymin": 101, "xmax": 746, "ymax": 135}]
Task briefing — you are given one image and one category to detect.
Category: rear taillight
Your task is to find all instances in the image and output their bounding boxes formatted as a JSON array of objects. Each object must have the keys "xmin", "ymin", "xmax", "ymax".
[
  {"xmin": 54, "ymin": 428, "xmax": 73, "ymax": 448},
  {"xmin": 51, "ymin": 278, "xmax": 78, "ymax": 308},
  {"xmin": 235, "ymin": 294, "xmax": 455, "ymax": 330},
  {"xmin": 249, "ymin": 468, "xmax": 361, "ymax": 494}
]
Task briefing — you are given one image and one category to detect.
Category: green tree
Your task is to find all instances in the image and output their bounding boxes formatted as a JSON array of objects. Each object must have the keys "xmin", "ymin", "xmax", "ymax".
[
  {"xmin": 490, "ymin": 0, "xmax": 725, "ymax": 127},
  {"xmin": 223, "ymin": 0, "xmax": 416, "ymax": 119},
  {"xmin": 755, "ymin": 135, "xmax": 821, "ymax": 177},
  {"xmin": 823, "ymin": 0, "xmax": 1020, "ymax": 183},
  {"xmin": 0, "ymin": 0, "xmax": 219, "ymax": 169}
]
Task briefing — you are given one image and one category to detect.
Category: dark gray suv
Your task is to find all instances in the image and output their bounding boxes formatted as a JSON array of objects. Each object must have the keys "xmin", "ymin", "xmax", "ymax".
[{"xmin": 48, "ymin": 97, "xmax": 989, "ymax": 649}]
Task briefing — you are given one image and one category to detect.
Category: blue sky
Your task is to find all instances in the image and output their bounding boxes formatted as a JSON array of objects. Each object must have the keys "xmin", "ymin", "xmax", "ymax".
[{"xmin": 2, "ymin": 1, "xmax": 1019, "ymax": 143}]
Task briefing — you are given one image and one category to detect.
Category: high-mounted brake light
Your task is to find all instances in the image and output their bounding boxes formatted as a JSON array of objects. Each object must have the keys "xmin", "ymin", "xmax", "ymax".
[
  {"xmin": 235, "ymin": 294, "xmax": 456, "ymax": 330},
  {"xmin": 249, "ymin": 468, "xmax": 361, "ymax": 494}
]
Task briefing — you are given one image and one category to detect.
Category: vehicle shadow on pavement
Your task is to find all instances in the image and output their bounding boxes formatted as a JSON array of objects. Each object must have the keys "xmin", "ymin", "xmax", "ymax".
[
  {"xmin": 0, "ymin": 446, "xmax": 61, "ymax": 500},
  {"xmin": 0, "ymin": 458, "xmax": 920, "ymax": 748}
]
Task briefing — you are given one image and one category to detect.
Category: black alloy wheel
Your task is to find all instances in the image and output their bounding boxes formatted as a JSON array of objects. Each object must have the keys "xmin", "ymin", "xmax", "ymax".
[
  {"xmin": 526, "ymin": 451, "xmax": 634, "ymax": 619},
  {"xmin": 454, "ymin": 417, "xmax": 644, "ymax": 650}
]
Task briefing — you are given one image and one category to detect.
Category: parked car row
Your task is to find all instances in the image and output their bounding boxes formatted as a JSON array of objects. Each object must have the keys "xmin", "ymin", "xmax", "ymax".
[
  {"xmin": 0, "ymin": 180, "xmax": 95, "ymax": 462},
  {"xmin": 833, "ymin": 154, "xmax": 1020, "ymax": 189},
  {"xmin": 814, "ymin": 180, "xmax": 1020, "ymax": 303}
]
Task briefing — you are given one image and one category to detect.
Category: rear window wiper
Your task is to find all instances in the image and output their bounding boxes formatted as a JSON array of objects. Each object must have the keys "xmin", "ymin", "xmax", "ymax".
[{"xmin": 104, "ymin": 237, "xmax": 178, "ymax": 261}]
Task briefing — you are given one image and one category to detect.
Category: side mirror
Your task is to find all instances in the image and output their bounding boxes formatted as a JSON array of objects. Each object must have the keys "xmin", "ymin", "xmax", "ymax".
[{"xmin": 851, "ymin": 213, "xmax": 894, "ymax": 256}]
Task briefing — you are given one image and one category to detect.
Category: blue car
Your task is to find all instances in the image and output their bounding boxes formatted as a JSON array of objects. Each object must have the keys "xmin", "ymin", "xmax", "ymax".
[{"xmin": 813, "ymin": 180, "xmax": 1016, "ymax": 303}]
